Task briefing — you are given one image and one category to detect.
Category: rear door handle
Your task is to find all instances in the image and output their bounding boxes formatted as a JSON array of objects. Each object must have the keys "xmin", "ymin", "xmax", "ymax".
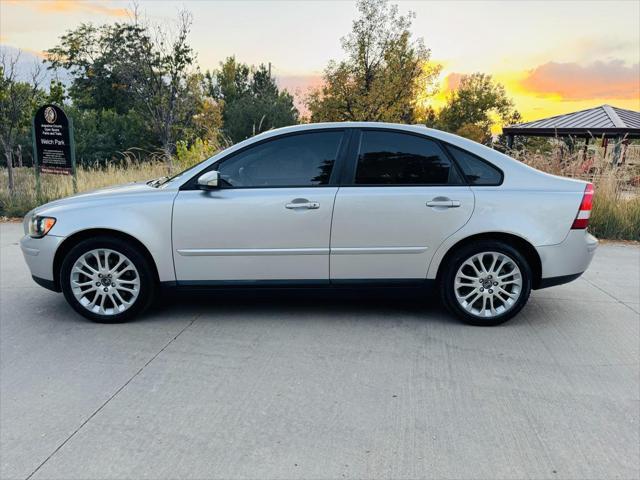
[
  {"xmin": 286, "ymin": 200, "xmax": 320, "ymax": 210},
  {"xmin": 426, "ymin": 199, "xmax": 461, "ymax": 208}
]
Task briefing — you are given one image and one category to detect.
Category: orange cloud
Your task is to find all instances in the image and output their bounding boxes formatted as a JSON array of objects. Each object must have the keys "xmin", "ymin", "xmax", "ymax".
[
  {"xmin": 6, "ymin": 0, "xmax": 129, "ymax": 17},
  {"xmin": 520, "ymin": 60, "xmax": 639, "ymax": 100}
]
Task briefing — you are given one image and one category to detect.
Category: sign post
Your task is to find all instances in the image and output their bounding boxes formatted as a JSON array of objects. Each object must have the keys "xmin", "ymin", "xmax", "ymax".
[{"xmin": 32, "ymin": 104, "xmax": 77, "ymax": 195}]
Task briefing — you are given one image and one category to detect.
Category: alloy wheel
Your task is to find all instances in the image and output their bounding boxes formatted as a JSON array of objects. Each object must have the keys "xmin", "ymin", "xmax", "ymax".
[
  {"xmin": 70, "ymin": 248, "xmax": 140, "ymax": 316},
  {"xmin": 453, "ymin": 251, "xmax": 523, "ymax": 318}
]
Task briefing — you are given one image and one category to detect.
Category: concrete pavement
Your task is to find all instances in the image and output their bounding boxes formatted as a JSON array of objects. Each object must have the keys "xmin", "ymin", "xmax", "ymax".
[{"xmin": 1, "ymin": 222, "xmax": 638, "ymax": 479}]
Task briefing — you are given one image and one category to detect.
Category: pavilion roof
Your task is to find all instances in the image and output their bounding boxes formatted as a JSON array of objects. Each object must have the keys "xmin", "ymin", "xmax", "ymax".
[{"xmin": 502, "ymin": 105, "xmax": 640, "ymax": 138}]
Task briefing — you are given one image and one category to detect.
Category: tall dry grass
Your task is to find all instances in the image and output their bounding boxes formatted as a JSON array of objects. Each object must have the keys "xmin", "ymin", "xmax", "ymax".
[
  {"xmin": 0, "ymin": 161, "xmax": 172, "ymax": 217},
  {"xmin": 1, "ymin": 141, "xmax": 638, "ymax": 239}
]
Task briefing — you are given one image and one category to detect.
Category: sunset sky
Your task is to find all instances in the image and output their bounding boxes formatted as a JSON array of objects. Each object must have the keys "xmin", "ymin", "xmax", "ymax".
[{"xmin": 1, "ymin": 0, "xmax": 638, "ymax": 125}]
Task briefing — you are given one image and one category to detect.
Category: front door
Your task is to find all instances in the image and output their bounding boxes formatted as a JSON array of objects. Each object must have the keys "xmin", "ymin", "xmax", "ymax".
[
  {"xmin": 172, "ymin": 130, "xmax": 347, "ymax": 283},
  {"xmin": 330, "ymin": 129, "xmax": 475, "ymax": 280}
]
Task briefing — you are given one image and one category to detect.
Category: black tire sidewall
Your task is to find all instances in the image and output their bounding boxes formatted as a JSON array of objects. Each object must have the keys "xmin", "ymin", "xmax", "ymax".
[
  {"xmin": 441, "ymin": 240, "xmax": 532, "ymax": 326},
  {"xmin": 60, "ymin": 236, "xmax": 155, "ymax": 323}
]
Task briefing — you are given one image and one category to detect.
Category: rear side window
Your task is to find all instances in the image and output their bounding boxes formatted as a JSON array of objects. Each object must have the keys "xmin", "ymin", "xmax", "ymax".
[
  {"xmin": 354, "ymin": 131, "xmax": 462, "ymax": 185},
  {"xmin": 445, "ymin": 145, "xmax": 502, "ymax": 186}
]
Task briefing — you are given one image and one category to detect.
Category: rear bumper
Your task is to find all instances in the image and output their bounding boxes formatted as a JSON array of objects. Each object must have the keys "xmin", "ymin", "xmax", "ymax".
[
  {"xmin": 536, "ymin": 272, "xmax": 584, "ymax": 289},
  {"xmin": 534, "ymin": 230, "xmax": 598, "ymax": 289}
]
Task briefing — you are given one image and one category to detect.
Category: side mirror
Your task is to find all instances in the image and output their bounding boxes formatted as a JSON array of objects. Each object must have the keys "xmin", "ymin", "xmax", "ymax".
[{"xmin": 197, "ymin": 170, "xmax": 220, "ymax": 190}]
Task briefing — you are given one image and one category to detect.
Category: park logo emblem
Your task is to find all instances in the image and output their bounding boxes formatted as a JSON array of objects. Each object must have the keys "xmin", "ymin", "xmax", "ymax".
[{"xmin": 44, "ymin": 106, "xmax": 57, "ymax": 124}]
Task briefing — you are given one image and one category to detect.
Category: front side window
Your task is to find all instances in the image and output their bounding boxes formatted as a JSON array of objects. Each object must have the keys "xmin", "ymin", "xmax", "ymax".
[
  {"xmin": 217, "ymin": 131, "xmax": 344, "ymax": 187},
  {"xmin": 445, "ymin": 145, "xmax": 503, "ymax": 186},
  {"xmin": 354, "ymin": 131, "xmax": 462, "ymax": 185}
]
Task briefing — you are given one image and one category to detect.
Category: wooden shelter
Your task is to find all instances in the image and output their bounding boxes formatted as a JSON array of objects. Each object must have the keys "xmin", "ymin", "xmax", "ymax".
[{"xmin": 502, "ymin": 105, "xmax": 640, "ymax": 164}]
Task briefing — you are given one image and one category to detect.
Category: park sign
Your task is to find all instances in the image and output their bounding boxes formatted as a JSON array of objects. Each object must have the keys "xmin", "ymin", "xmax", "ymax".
[{"xmin": 33, "ymin": 104, "xmax": 76, "ymax": 176}]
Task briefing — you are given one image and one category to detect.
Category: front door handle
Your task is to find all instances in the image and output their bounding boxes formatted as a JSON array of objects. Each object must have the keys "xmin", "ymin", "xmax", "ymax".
[
  {"xmin": 285, "ymin": 199, "xmax": 320, "ymax": 210},
  {"xmin": 426, "ymin": 198, "xmax": 461, "ymax": 208}
]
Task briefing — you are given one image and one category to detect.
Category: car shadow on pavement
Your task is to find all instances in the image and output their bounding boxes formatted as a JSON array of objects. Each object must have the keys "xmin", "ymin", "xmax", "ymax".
[{"xmin": 143, "ymin": 286, "xmax": 456, "ymax": 325}]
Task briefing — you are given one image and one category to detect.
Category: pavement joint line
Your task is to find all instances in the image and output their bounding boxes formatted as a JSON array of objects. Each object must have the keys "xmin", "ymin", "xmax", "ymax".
[
  {"xmin": 24, "ymin": 314, "xmax": 200, "ymax": 480},
  {"xmin": 580, "ymin": 276, "xmax": 639, "ymax": 315}
]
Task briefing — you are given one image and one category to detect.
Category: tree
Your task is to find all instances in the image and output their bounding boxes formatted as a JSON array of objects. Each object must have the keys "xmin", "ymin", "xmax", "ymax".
[
  {"xmin": 206, "ymin": 57, "xmax": 298, "ymax": 143},
  {"xmin": 307, "ymin": 0, "xmax": 440, "ymax": 123},
  {"xmin": 46, "ymin": 23, "xmax": 140, "ymax": 114},
  {"xmin": 0, "ymin": 53, "xmax": 44, "ymax": 194},
  {"xmin": 205, "ymin": 56, "xmax": 250, "ymax": 105},
  {"xmin": 67, "ymin": 107, "xmax": 155, "ymax": 165},
  {"xmin": 47, "ymin": 10, "xmax": 200, "ymax": 169},
  {"xmin": 121, "ymin": 10, "xmax": 198, "ymax": 170},
  {"xmin": 436, "ymin": 73, "xmax": 521, "ymax": 145}
]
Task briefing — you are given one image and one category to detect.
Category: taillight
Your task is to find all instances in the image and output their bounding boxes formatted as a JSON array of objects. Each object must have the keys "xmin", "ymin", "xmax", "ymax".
[{"xmin": 571, "ymin": 183, "xmax": 594, "ymax": 229}]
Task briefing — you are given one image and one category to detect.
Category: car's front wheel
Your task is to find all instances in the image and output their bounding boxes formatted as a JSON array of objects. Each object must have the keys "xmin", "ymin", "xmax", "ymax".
[
  {"xmin": 440, "ymin": 240, "xmax": 532, "ymax": 326},
  {"xmin": 60, "ymin": 236, "xmax": 155, "ymax": 322}
]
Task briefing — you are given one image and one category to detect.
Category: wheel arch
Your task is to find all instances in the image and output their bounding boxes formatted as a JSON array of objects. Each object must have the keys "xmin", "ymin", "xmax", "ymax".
[
  {"xmin": 52, "ymin": 228, "xmax": 160, "ymax": 291},
  {"xmin": 434, "ymin": 232, "xmax": 542, "ymax": 289}
]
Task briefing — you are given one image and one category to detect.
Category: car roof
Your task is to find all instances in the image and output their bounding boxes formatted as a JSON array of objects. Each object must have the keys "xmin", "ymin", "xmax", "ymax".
[
  {"xmin": 251, "ymin": 122, "xmax": 429, "ymax": 138},
  {"xmin": 169, "ymin": 121, "xmax": 580, "ymax": 191}
]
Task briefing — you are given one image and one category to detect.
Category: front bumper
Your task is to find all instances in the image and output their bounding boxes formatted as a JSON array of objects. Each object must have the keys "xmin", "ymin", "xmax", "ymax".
[
  {"xmin": 20, "ymin": 234, "xmax": 64, "ymax": 285},
  {"xmin": 535, "ymin": 230, "xmax": 598, "ymax": 288}
]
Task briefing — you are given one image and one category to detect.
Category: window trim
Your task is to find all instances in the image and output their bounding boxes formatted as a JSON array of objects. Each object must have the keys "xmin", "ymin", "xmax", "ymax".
[
  {"xmin": 180, "ymin": 128, "xmax": 351, "ymax": 190},
  {"xmin": 341, "ymin": 128, "xmax": 468, "ymax": 187}
]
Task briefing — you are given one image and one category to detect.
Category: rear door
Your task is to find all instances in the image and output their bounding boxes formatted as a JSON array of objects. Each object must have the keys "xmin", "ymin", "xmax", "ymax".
[{"xmin": 330, "ymin": 129, "xmax": 474, "ymax": 281}]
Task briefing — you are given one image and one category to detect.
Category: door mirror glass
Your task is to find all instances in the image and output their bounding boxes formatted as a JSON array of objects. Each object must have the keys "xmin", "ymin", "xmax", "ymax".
[{"xmin": 197, "ymin": 170, "xmax": 220, "ymax": 190}]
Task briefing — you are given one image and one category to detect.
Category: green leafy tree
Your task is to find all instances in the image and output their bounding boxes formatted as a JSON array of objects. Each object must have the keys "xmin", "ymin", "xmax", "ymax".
[
  {"xmin": 436, "ymin": 73, "xmax": 521, "ymax": 145},
  {"xmin": 207, "ymin": 57, "xmax": 298, "ymax": 143},
  {"xmin": 307, "ymin": 0, "xmax": 440, "ymax": 123},
  {"xmin": 47, "ymin": 10, "xmax": 201, "ymax": 169},
  {"xmin": 178, "ymin": 72, "xmax": 225, "ymax": 150},
  {"xmin": 120, "ymin": 11, "xmax": 199, "ymax": 169},
  {"xmin": 67, "ymin": 107, "xmax": 155, "ymax": 165},
  {"xmin": 205, "ymin": 56, "xmax": 250, "ymax": 105},
  {"xmin": 46, "ymin": 23, "xmax": 139, "ymax": 114}
]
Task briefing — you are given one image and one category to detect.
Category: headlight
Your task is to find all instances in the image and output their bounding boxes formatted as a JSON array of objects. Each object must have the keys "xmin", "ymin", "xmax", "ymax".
[{"xmin": 28, "ymin": 216, "xmax": 57, "ymax": 238}]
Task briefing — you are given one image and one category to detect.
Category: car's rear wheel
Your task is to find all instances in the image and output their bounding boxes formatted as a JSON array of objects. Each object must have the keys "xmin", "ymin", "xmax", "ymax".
[
  {"xmin": 60, "ymin": 236, "xmax": 155, "ymax": 322},
  {"xmin": 440, "ymin": 240, "xmax": 532, "ymax": 326}
]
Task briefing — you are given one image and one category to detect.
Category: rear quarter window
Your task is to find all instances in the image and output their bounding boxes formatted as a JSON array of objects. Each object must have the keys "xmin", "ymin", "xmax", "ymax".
[{"xmin": 445, "ymin": 145, "xmax": 503, "ymax": 186}]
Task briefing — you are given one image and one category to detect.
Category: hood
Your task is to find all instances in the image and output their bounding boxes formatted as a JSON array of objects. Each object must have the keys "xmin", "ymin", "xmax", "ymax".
[{"xmin": 32, "ymin": 181, "xmax": 160, "ymax": 215}]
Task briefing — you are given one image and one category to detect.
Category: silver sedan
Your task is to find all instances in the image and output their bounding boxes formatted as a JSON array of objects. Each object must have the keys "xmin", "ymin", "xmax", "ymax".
[{"xmin": 21, "ymin": 123, "xmax": 597, "ymax": 325}]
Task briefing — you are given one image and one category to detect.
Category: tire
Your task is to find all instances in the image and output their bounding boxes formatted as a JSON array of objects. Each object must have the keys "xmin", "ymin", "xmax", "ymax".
[
  {"xmin": 60, "ymin": 236, "xmax": 155, "ymax": 323},
  {"xmin": 440, "ymin": 240, "xmax": 532, "ymax": 326}
]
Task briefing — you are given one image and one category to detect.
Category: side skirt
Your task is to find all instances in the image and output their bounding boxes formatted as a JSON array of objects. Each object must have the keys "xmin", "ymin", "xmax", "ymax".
[{"xmin": 161, "ymin": 278, "xmax": 436, "ymax": 292}]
